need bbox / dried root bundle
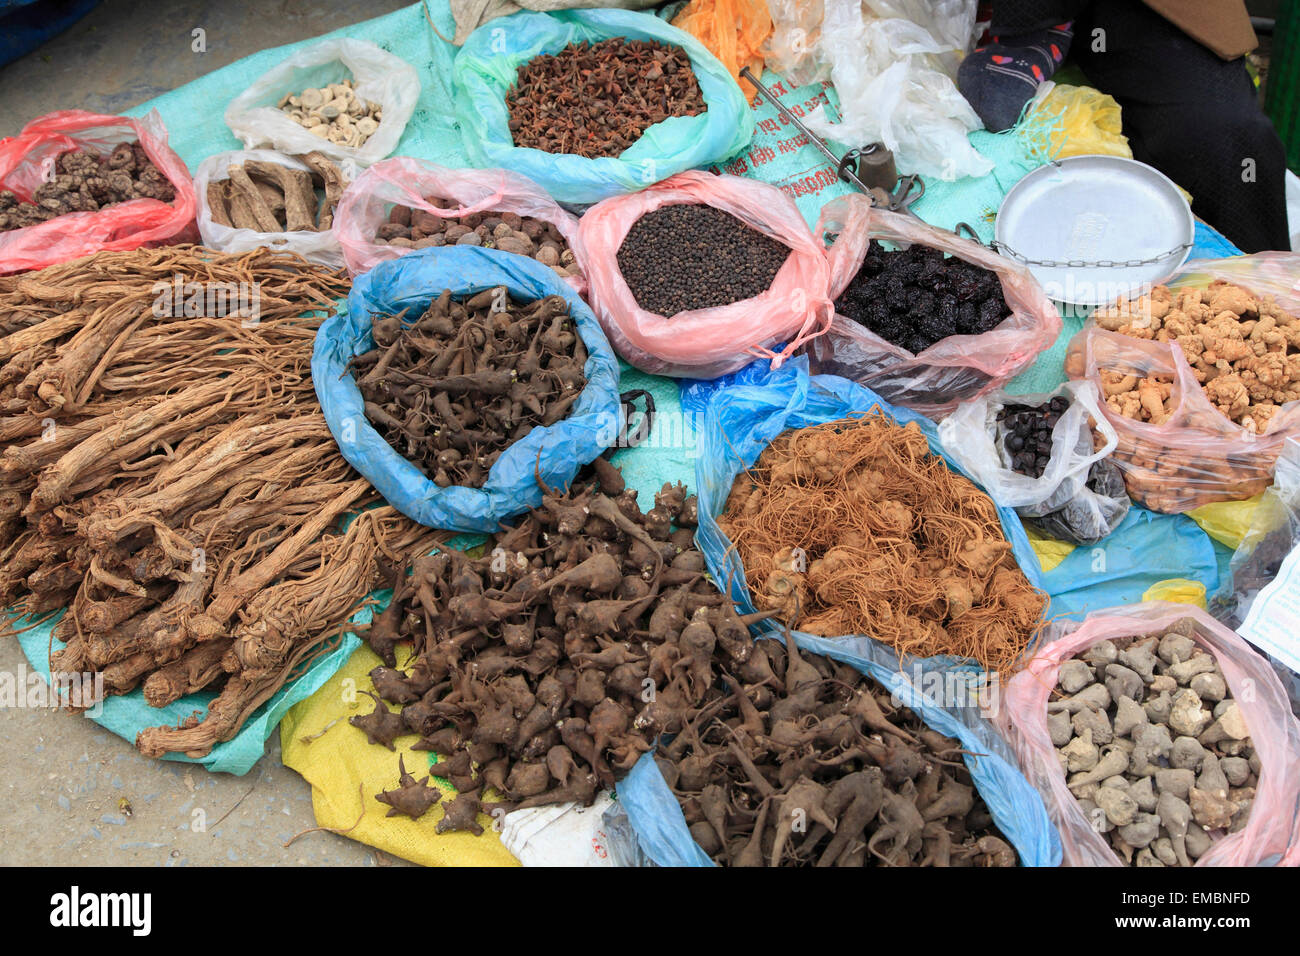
[349,287,587,488]
[719,413,1046,672]
[0,246,444,758]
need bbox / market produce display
[9,0,1300,875]
[616,203,791,316]
[0,143,174,232]
[999,396,1072,479]
[277,79,383,150]
[1047,618,1258,866]
[1065,264,1300,513]
[655,635,1017,866]
[372,199,579,278]
[348,287,587,489]
[507,39,707,158]
[205,151,346,233]
[352,466,773,827]
[719,413,1046,672]
[0,246,441,757]
[1091,281,1296,434]
[834,239,1010,356]
[808,198,1060,419]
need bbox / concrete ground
[0,0,410,137]
[0,0,412,866]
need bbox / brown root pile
[659,636,1016,867]
[719,413,1045,672]
[353,463,767,830]
[0,246,443,758]
[349,288,587,488]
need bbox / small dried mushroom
[373,199,580,280]
[277,78,382,149]
[1050,618,1258,865]
[0,143,175,232]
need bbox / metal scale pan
[994,155,1195,306]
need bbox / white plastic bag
[194,150,349,268]
[941,381,1130,544]
[224,38,419,168]
[802,0,990,181]
[499,792,621,867]
[940,381,1118,516]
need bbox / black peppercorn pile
[617,204,791,316]
[834,239,1010,354]
[998,395,1071,478]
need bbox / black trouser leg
[1071,0,1289,252]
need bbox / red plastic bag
[333,157,583,292]
[807,194,1061,419]
[575,170,833,379]
[1001,602,1300,867]
[0,110,197,274]
[1066,254,1300,513]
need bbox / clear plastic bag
[801,0,988,181]
[1065,253,1300,513]
[1000,602,1300,867]
[333,157,583,293]
[762,0,828,86]
[0,109,197,274]
[1220,443,1300,629]
[1033,458,1130,546]
[807,195,1062,418]
[939,381,1129,544]
[224,38,419,168]
[193,149,348,269]
[576,170,833,379]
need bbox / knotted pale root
[719,413,1046,673]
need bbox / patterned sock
[958,22,1074,132]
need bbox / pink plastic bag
[1066,254,1300,513]
[333,157,583,291]
[0,110,197,274]
[807,195,1061,419]
[1000,602,1300,867]
[575,170,833,379]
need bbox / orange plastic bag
[1065,253,1300,513]
[0,110,197,274]
[671,0,773,97]
[806,194,1062,419]
[576,170,833,379]
[1000,602,1300,867]
[333,156,583,293]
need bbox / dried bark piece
[244,160,316,232]
[299,152,347,230]
[206,180,233,228]
[225,165,281,232]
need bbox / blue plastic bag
[1036,506,1220,619]
[613,356,1062,865]
[618,627,1062,866]
[313,246,622,532]
[452,9,753,205]
[684,354,1045,630]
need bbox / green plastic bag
[453,8,752,205]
